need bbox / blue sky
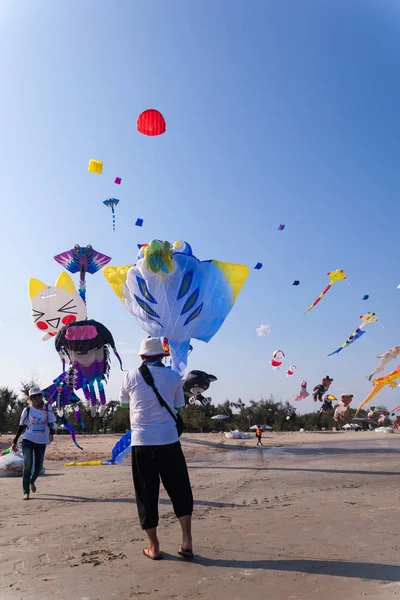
[1,0,400,413]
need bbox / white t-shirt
[20,404,56,445]
[120,363,185,446]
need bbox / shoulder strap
[139,364,178,425]
[26,406,30,420]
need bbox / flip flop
[178,547,194,560]
[143,548,163,561]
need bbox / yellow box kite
[88,158,103,174]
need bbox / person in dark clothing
[120,337,193,561]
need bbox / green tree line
[0,382,390,436]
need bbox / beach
[0,431,399,600]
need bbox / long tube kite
[103,198,120,231]
[328,312,378,356]
[304,269,346,314]
[355,365,400,415]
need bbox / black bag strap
[139,364,178,426]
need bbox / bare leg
[144,527,160,558]
[179,515,192,551]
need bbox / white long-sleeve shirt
[120,363,185,446]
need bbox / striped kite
[304,269,346,314]
[328,312,378,356]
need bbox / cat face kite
[29,273,87,341]
[183,370,217,406]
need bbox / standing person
[255,425,263,446]
[11,387,56,500]
[120,337,194,561]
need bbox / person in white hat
[120,337,193,561]
[12,387,56,500]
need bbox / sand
[0,430,399,600]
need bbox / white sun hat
[28,386,43,397]
[138,337,165,357]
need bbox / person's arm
[119,373,130,408]
[174,376,185,411]
[12,408,28,450]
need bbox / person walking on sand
[255,425,263,446]
[120,337,194,562]
[12,387,56,500]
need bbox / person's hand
[11,444,18,453]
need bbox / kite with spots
[29,273,87,341]
[304,269,346,314]
[328,312,378,356]
[103,239,249,374]
[54,245,111,304]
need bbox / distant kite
[304,269,346,314]
[362,295,369,300]
[293,380,309,401]
[356,365,400,415]
[54,245,111,304]
[277,224,285,231]
[365,346,400,381]
[270,349,285,370]
[286,365,296,377]
[254,262,263,270]
[135,218,144,227]
[137,109,166,136]
[328,312,378,356]
[103,198,120,231]
[256,324,271,336]
[292,280,300,286]
[88,158,103,174]
[114,177,122,185]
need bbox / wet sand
[0,431,400,599]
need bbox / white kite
[256,324,272,336]
[366,347,400,381]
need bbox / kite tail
[88,381,97,409]
[74,406,85,430]
[79,281,87,304]
[304,282,333,314]
[82,382,91,403]
[111,206,116,231]
[59,416,83,450]
[79,265,87,305]
[98,382,107,417]
[113,347,123,371]
[103,345,111,381]
[56,384,64,416]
